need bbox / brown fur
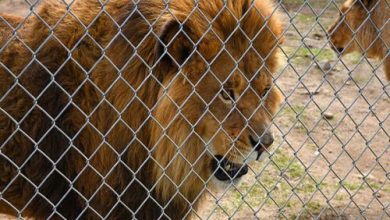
[0,13,23,47]
[328,0,390,80]
[0,0,283,219]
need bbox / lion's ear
[155,19,194,66]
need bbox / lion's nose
[336,47,344,53]
[329,44,344,55]
[249,132,274,152]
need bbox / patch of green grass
[215,189,252,216]
[282,46,336,65]
[306,142,318,151]
[284,200,295,208]
[366,180,381,190]
[296,47,335,61]
[272,149,305,179]
[297,182,316,194]
[335,193,348,201]
[278,104,309,133]
[333,179,384,193]
[222,149,307,212]
[259,171,279,189]
[212,148,356,219]
[296,13,314,23]
[344,52,362,65]
[343,181,361,191]
[288,201,322,219]
[296,180,330,194]
[281,47,309,66]
[306,201,322,213]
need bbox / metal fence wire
[0,0,389,219]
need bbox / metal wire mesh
[0,0,389,219]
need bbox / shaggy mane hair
[0,13,23,47]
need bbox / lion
[0,0,283,219]
[327,0,389,80]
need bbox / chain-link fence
[0,0,389,219]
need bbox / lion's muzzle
[212,155,249,181]
[250,132,274,160]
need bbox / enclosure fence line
[0,0,389,219]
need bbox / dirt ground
[0,0,389,219]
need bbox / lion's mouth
[211,155,248,181]
[330,45,344,55]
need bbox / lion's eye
[219,89,235,104]
[260,86,272,98]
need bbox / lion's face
[154,49,281,185]
[327,0,372,55]
[191,48,282,182]
[150,0,283,198]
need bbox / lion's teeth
[225,164,231,170]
